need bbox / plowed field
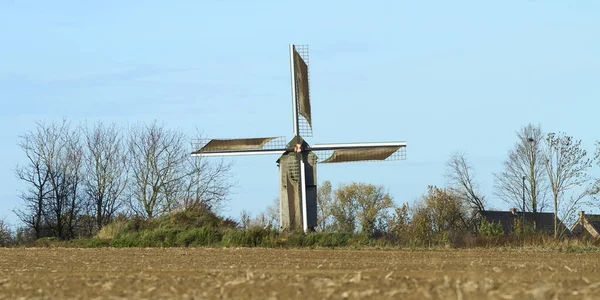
[1,248,600,299]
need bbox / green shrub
[58,238,110,248]
[110,233,141,247]
[33,237,61,247]
[137,228,180,247]
[348,233,372,247]
[479,218,504,237]
[84,238,110,247]
[96,221,127,240]
[123,216,149,232]
[285,232,306,247]
[221,226,278,247]
[168,208,222,229]
[175,226,222,247]
[322,232,351,247]
[221,228,251,247]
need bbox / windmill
[192,45,406,232]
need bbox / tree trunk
[554,194,558,239]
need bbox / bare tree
[63,129,84,239]
[127,121,190,219]
[177,155,233,212]
[544,133,594,238]
[14,126,51,238]
[0,218,13,246]
[316,180,333,231]
[15,120,85,239]
[43,121,84,239]
[41,120,71,238]
[494,124,549,229]
[84,122,128,231]
[596,141,600,164]
[592,142,600,198]
[264,197,279,227]
[445,152,485,212]
[15,120,85,240]
[239,210,251,229]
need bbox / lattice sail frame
[293,45,313,137]
[314,147,407,163]
[192,137,288,154]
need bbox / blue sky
[1,1,599,227]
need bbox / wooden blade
[315,145,406,163]
[293,48,311,129]
[191,137,288,156]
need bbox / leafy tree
[316,180,333,231]
[330,184,357,233]
[385,203,410,242]
[331,182,393,236]
[411,186,469,245]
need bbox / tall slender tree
[494,124,549,229]
[316,180,333,231]
[84,122,128,231]
[42,121,84,239]
[543,132,593,238]
[14,125,51,238]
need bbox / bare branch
[445,152,485,212]
[494,124,549,230]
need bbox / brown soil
[1,248,600,299]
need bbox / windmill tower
[192,45,406,232]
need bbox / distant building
[477,208,570,236]
[571,211,600,239]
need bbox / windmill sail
[312,142,407,163]
[319,147,401,163]
[192,137,288,156]
[201,137,276,151]
[192,44,407,233]
[293,48,311,129]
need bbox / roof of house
[479,210,570,235]
[571,213,600,238]
[585,214,600,230]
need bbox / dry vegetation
[2,247,600,299]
